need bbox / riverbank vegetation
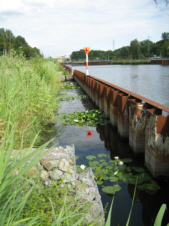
[71,32,169,61]
[0,53,61,148]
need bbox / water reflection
[96,123,169,226]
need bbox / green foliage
[102,185,121,195]
[60,110,109,127]
[154,204,167,226]
[0,55,61,148]
[0,28,41,58]
[70,32,169,60]
[85,156,160,195]
[130,39,140,59]
[0,123,53,225]
[86,155,96,160]
[19,180,90,225]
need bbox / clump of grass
[19,179,91,226]
[0,54,61,148]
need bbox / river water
[72,64,169,110]
[52,65,169,226]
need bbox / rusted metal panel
[129,99,146,154]
[98,83,105,111]
[103,86,111,117]
[87,74,169,113]
[109,89,119,126]
[94,81,99,106]
[145,110,169,177]
[117,93,129,113]
[117,94,130,138]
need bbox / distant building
[56,56,66,63]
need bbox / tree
[0,28,15,50]
[162,32,169,41]
[130,39,140,59]
[13,35,28,49]
[162,41,169,57]
[120,46,130,59]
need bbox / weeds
[0,54,61,148]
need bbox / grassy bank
[0,54,61,148]
[107,59,150,65]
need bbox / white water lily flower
[74,119,78,122]
[80,165,86,170]
[118,161,123,165]
[114,171,118,175]
[114,156,119,160]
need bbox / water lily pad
[97,154,107,158]
[146,183,160,191]
[86,155,96,160]
[99,159,106,162]
[103,175,109,181]
[90,161,99,166]
[96,180,103,185]
[102,185,121,195]
[137,183,160,191]
[109,176,119,182]
[100,162,108,167]
[75,156,79,160]
[132,167,146,173]
[106,166,113,170]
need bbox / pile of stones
[11,145,104,225]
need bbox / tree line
[70,32,169,61]
[0,28,42,58]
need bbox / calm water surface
[72,64,169,109]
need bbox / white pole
[86,53,89,75]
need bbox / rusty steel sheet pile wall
[62,65,72,74]
[73,70,169,177]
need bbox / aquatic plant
[83,155,160,195]
[60,110,109,127]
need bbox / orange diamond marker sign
[87,129,93,137]
[84,47,90,55]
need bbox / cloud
[0,0,168,57]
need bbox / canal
[72,64,169,111]
[52,64,169,225]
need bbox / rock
[85,202,104,225]
[65,75,73,81]
[44,179,51,187]
[49,169,63,180]
[40,170,50,180]
[63,173,75,183]
[69,158,74,165]
[80,178,94,187]
[40,159,52,170]
[58,158,70,172]
[28,165,39,178]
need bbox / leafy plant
[102,185,121,195]
[60,110,109,127]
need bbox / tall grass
[0,54,61,148]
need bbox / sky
[0,0,169,58]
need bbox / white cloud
[0,0,169,57]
